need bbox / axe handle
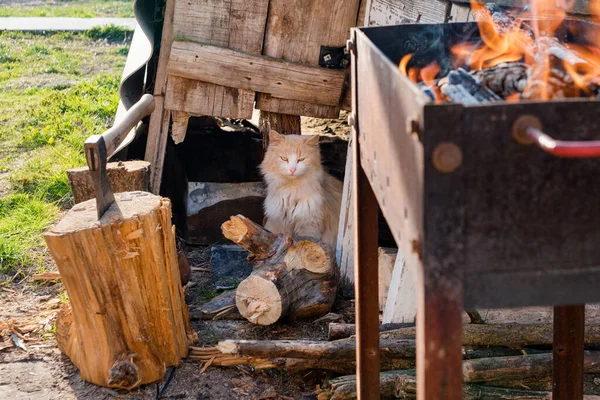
[84,94,155,219]
[102,94,156,158]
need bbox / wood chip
[1,287,16,294]
[199,355,216,375]
[191,267,212,272]
[11,334,27,351]
[32,272,61,281]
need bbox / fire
[398,0,600,102]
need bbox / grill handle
[512,115,600,158]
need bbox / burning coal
[399,0,600,104]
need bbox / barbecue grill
[349,20,600,399]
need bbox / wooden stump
[221,215,338,325]
[67,160,150,204]
[44,191,197,389]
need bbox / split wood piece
[187,353,413,375]
[167,41,346,107]
[67,160,150,204]
[44,192,197,389]
[328,322,415,341]
[380,323,600,348]
[221,215,338,325]
[190,290,244,321]
[321,370,600,400]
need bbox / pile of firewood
[189,322,600,399]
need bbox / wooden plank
[256,0,360,118]
[164,76,254,119]
[366,0,451,25]
[378,247,397,312]
[171,111,189,144]
[167,41,346,106]
[553,305,585,400]
[145,0,175,194]
[174,0,268,53]
[170,0,269,119]
[357,0,369,26]
[336,135,355,297]
[382,253,418,324]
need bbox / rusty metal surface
[351,28,380,399]
[355,23,600,310]
[553,305,585,399]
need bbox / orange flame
[398,0,600,102]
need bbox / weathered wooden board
[146,0,175,194]
[169,0,270,119]
[167,42,346,106]
[255,0,361,118]
[365,0,451,26]
[382,253,417,324]
[336,136,355,297]
[165,76,255,120]
[449,2,474,22]
[378,247,397,312]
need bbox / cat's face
[261,131,321,179]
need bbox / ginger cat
[259,131,343,248]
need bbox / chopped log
[66,160,150,204]
[328,322,414,341]
[381,323,600,348]
[213,338,416,360]
[320,370,590,400]
[189,339,415,374]
[188,353,413,375]
[320,351,600,399]
[44,192,197,389]
[222,215,338,325]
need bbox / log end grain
[236,275,283,325]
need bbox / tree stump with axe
[44,94,197,390]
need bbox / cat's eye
[298,158,305,162]
[281,156,288,162]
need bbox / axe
[84,94,155,219]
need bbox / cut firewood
[320,370,600,400]
[221,215,338,325]
[319,351,600,399]
[213,338,415,360]
[380,323,600,348]
[44,192,197,389]
[190,290,243,321]
[327,322,414,341]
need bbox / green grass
[0,30,129,274]
[0,0,134,18]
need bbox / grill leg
[417,274,463,399]
[553,304,585,400]
[353,129,380,399]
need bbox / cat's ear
[306,135,320,146]
[269,130,284,145]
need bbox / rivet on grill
[512,115,543,145]
[432,142,463,173]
